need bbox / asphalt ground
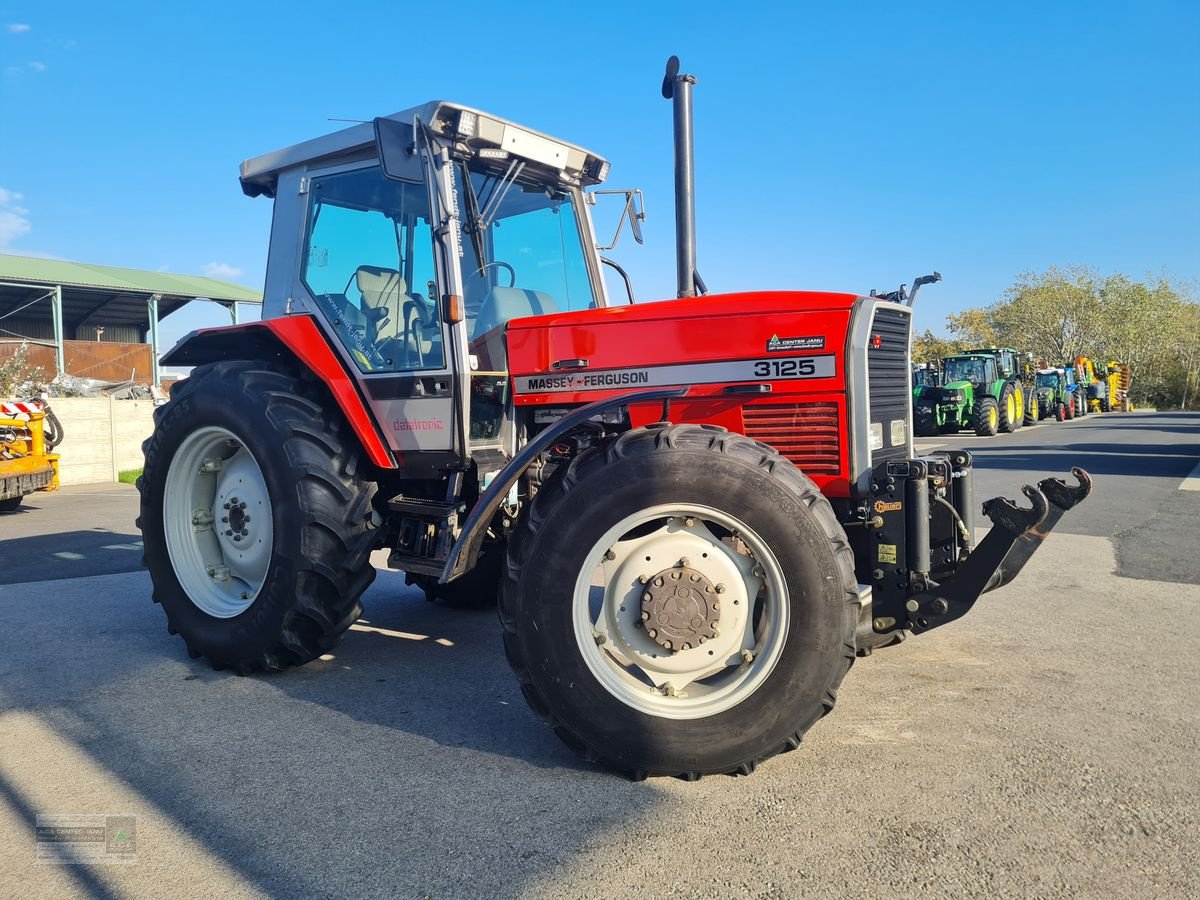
[1,411,1198,898]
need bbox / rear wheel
[974,396,999,436]
[998,384,1019,433]
[1023,389,1038,426]
[1055,401,1065,422]
[0,496,22,512]
[501,424,857,779]
[138,361,379,673]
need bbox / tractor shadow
[0,567,663,899]
[263,567,591,774]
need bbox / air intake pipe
[662,56,705,299]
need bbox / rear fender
[161,317,396,469]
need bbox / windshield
[1036,373,1059,388]
[454,164,598,343]
[942,358,989,384]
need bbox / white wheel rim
[572,503,790,720]
[163,426,274,618]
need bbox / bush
[0,342,46,399]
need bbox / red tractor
[139,58,1090,779]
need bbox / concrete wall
[49,397,155,485]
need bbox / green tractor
[964,347,1036,431]
[912,362,939,408]
[914,353,1006,437]
[1033,368,1070,421]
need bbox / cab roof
[239,101,608,199]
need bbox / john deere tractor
[914,353,1005,436]
[965,347,1036,430]
[1033,368,1070,421]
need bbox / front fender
[162,317,396,469]
[440,386,688,584]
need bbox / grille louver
[742,402,840,474]
[868,306,911,462]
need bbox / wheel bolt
[648,628,657,638]
[233,535,242,542]
[594,633,607,645]
[223,502,231,510]
[244,515,251,523]
[690,574,701,582]
[642,592,652,602]
[604,549,615,560]
[221,516,228,523]
[684,517,695,527]
[641,609,650,620]
[715,583,726,594]
[741,649,754,664]
[678,557,690,567]
[654,577,664,587]
[662,640,672,650]
[225,529,233,536]
[712,601,719,612]
[638,575,648,584]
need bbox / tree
[911,329,959,364]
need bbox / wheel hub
[640,564,721,651]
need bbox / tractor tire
[1055,402,1065,422]
[1075,393,1086,417]
[914,406,938,437]
[138,360,379,673]
[0,496,22,512]
[998,384,1019,433]
[500,423,857,779]
[1023,390,1038,426]
[1101,396,1112,413]
[1066,396,1075,419]
[974,397,999,437]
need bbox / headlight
[869,422,884,451]
[890,419,906,446]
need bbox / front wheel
[1023,390,1038,426]
[974,396,999,436]
[0,496,22,512]
[1055,402,1065,422]
[500,424,857,779]
[138,361,379,673]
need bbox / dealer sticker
[878,544,898,564]
[766,334,825,353]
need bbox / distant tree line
[911,266,1200,409]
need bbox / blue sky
[1,0,1197,349]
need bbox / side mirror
[374,117,419,181]
[588,189,646,251]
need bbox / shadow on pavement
[0,530,144,584]
[0,568,662,897]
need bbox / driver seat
[355,266,408,342]
[472,287,559,338]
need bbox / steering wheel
[477,261,516,288]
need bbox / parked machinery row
[913,351,1132,437]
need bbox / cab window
[301,166,445,373]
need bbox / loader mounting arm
[441,386,689,584]
[161,317,396,469]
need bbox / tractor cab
[942,354,997,386]
[235,101,621,460]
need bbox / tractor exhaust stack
[662,56,702,299]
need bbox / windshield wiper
[457,163,489,271]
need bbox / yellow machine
[1105,361,1133,412]
[0,402,60,511]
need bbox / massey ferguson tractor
[139,57,1091,779]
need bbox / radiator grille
[742,402,840,474]
[868,305,912,462]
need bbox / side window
[302,166,445,373]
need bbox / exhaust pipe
[662,56,703,299]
